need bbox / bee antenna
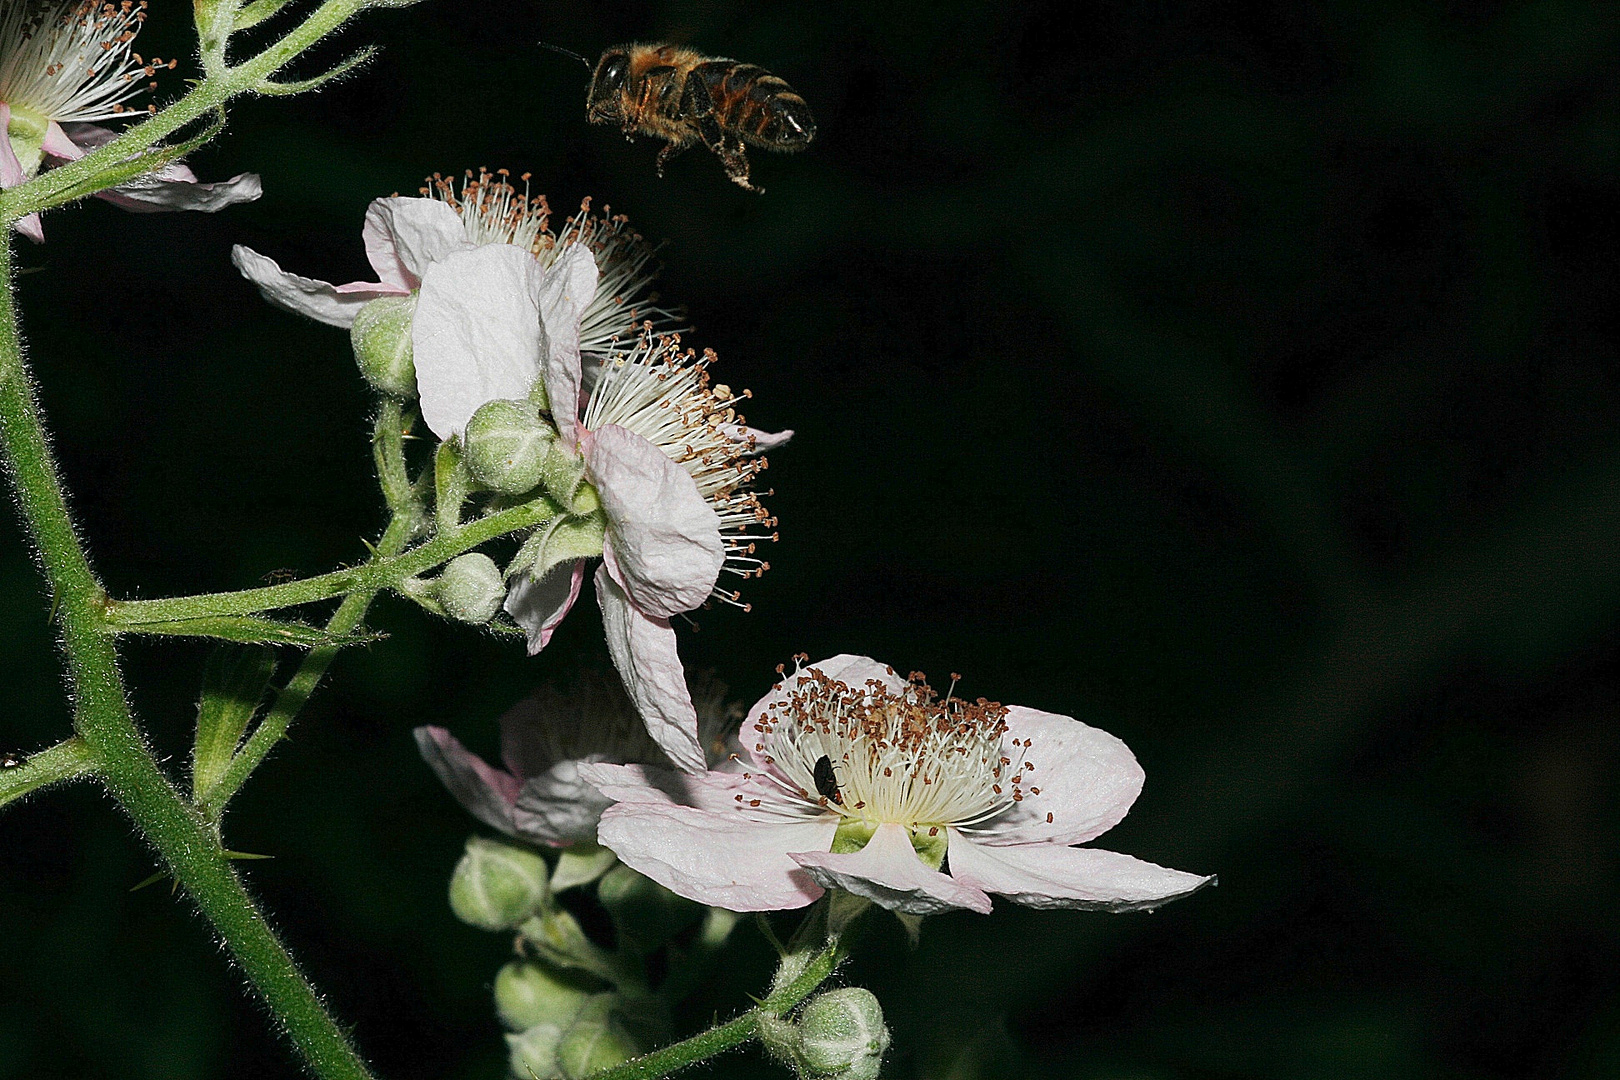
[538,41,592,69]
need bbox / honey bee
[577,43,815,193]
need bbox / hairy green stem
[0,737,95,809]
[1,239,374,1078]
[107,494,558,626]
[0,0,368,223]
[583,943,846,1080]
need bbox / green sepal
[5,105,48,177]
[551,842,618,891]
[112,614,380,647]
[507,513,607,583]
[191,646,277,803]
[596,863,699,952]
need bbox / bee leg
[655,140,691,178]
[720,139,760,193]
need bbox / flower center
[0,1,166,123]
[750,663,1032,831]
[423,170,676,355]
[584,331,778,608]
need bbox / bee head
[587,48,633,123]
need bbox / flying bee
[564,42,815,193]
[812,754,843,806]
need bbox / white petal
[413,244,547,439]
[596,800,833,911]
[511,761,613,846]
[589,424,724,618]
[741,656,907,769]
[362,196,471,289]
[722,424,794,453]
[503,559,583,655]
[538,243,598,445]
[969,706,1145,847]
[577,761,774,814]
[231,245,402,329]
[98,171,262,214]
[413,726,521,836]
[789,822,993,915]
[945,830,1213,912]
[595,565,705,773]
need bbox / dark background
[3,1,1618,1077]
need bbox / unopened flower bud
[350,295,417,398]
[795,989,890,1080]
[505,1022,566,1080]
[433,553,506,624]
[556,994,638,1079]
[494,960,594,1032]
[448,836,549,931]
[466,399,554,494]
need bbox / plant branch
[583,942,846,1080]
[0,737,96,810]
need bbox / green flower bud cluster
[760,988,891,1080]
[431,553,506,624]
[448,837,549,932]
[497,961,642,1079]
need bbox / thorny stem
[582,942,847,1080]
[0,237,376,1077]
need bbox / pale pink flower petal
[742,655,907,769]
[595,565,705,772]
[969,705,1145,847]
[362,196,471,290]
[790,822,993,915]
[414,726,522,837]
[0,105,21,188]
[51,123,263,215]
[589,424,724,619]
[41,121,81,159]
[231,245,406,328]
[577,762,761,814]
[504,559,584,655]
[512,761,612,846]
[413,244,547,439]
[538,243,597,446]
[945,830,1213,912]
[595,799,833,911]
[721,424,794,453]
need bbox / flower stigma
[584,329,780,608]
[423,167,678,353]
[746,661,1040,836]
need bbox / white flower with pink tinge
[1,2,261,242]
[579,655,1213,915]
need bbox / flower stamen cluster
[585,330,778,609]
[749,661,1032,830]
[0,1,167,122]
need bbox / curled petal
[413,244,546,439]
[413,726,521,836]
[232,245,405,328]
[722,425,794,453]
[945,830,1213,912]
[742,655,907,769]
[362,196,471,290]
[538,243,597,445]
[595,565,705,773]
[511,761,613,847]
[589,424,723,618]
[789,822,993,915]
[970,706,1145,847]
[595,799,833,911]
[99,170,262,213]
[504,559,584,656]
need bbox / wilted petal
[413,726,521,836]
[232,245,405,329]
[589,424,723,618]
[721,424,794,453]
[414,244,546,439]
[945,831,1213,912]
[511,761,613,846]
[742,655,907,769]
[596,799,833,911]
[363,196,470,289]
[969,706,1145,847]
[504,559,584,655]
[595,565,705,773]
[790,822,993,915]
[538,243,598,445]
[99,170,262,213]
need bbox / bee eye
[596,54,630,94]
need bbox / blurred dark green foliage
[2,1,1617,1077]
